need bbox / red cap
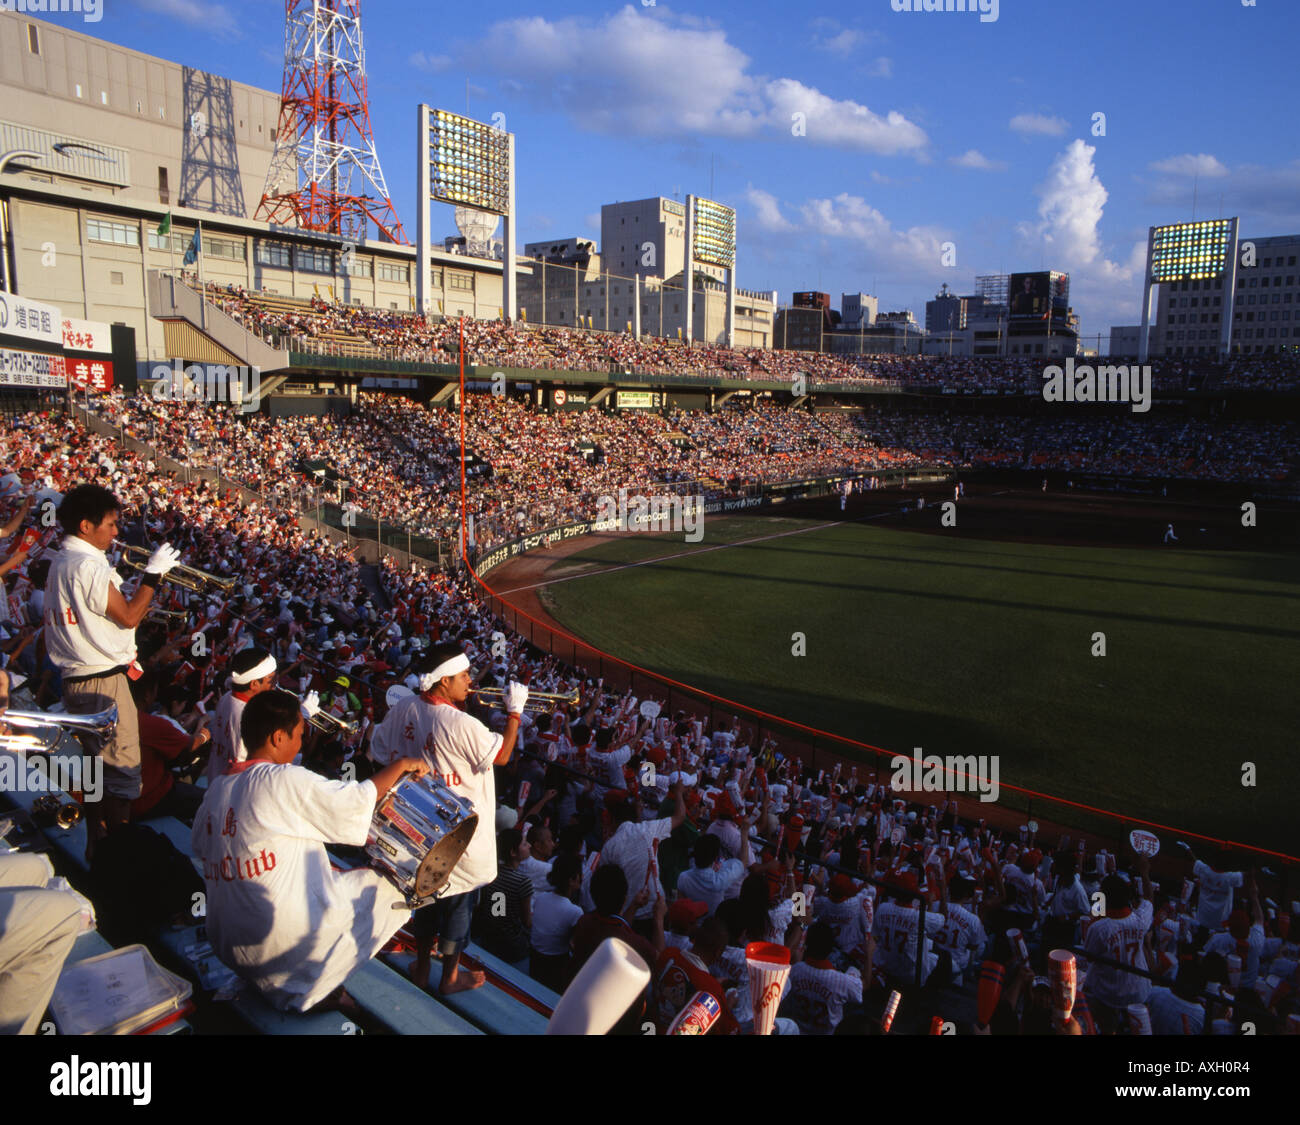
[667,899,709,928]
[713,793,737,819]
[829,874,857,902]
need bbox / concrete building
[840,292,878,331]
[773,306,824,352]
[600,197,694,283]
[1108,325,1141,357]
[518,199,775,346]
[1150,233,1300,358]
[518,266,773,348]
[0,11,507,367]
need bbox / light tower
[256,0,406,244]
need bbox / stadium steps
[147,271,290,373]
[325,847,552,1033]
[152,924,354,1036]
[379,949,549,1034]
[346,959,483,1035]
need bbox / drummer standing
[44,485,180,854]
[370,642,527,994]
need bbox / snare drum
[365,774,479,908]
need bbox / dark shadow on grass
[718,536,1300,600]
[565,558,1300,642]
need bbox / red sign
[67,358,113,392]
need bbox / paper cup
[1127,1003,1152,1036]
[1048,949,1076,1025]
[881,989,901,1033]
[546,937,652,1035]
[745,941,791,1036]
[1007,928,1029,965]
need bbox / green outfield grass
[536,516,1298,856]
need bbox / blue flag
[182,229,201,266]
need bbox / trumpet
[118,544,237,595]
[469,686,580,713]
[307,709,359,738]
[0,705,119,753]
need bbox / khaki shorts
[63,672,142,801]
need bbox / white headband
[231,654,277,685]
[418,652,470,692]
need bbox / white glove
[144,543,182,575]
[504,681,529,716]
[300,690,321,719]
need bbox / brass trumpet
[118,544,236,595]
[469,686,580,713]
[307,709,359,738]
[0,705,119,753]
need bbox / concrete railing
[146,271,291,373]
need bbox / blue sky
[49,1,1300,344]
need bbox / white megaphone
[545,938,651,1035]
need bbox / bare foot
[439,969,486,995]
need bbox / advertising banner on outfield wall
[0,290,61,347]
[61,318,113,354]
[67,357,113,392]
[0,348,66,388]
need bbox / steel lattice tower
[256,0,406,244]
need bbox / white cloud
[765,79,926,154]
[432,7,927,155]
[863,57,894,79]
[949,149,1006,172]
[1144,159,1300,231]
[817,28,866,54]
[798,193,948,273]
[1148,153,1229,178]
[135,0,238,37]
[1017,140,1147,336]
[746,188,795,233]
[409,51,452,74]
[1009,113,1069,137]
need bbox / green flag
[157,211,172,237]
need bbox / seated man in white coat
[192,688,428,1012]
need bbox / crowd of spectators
[2,402,1296,1035]
[198,281,1300,393]
[85,389,1300,559]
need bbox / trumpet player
[44,485,181,854]
[205,646,277,783]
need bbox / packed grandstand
[2,306,1298,1038]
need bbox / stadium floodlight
[683,196,738,347]
[1150,220,1233,283]
[416,105,516,321]
[1139,218,1239,362]
[691,197,737,269]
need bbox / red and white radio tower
[256,0,406,244]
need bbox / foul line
[492,520,845,596]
